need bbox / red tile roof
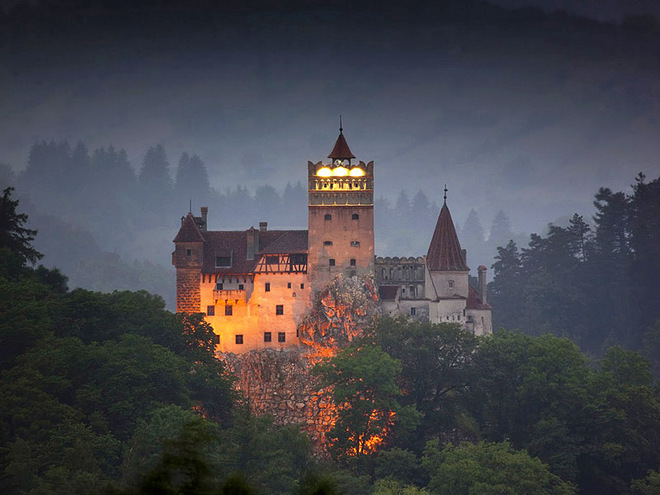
[467,284,491,310]
[378,285,399,300]
[173,213,205,242]
[200,229,308,274]
[426,203,469,271]
[328,131,355,160]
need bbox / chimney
[200,207,208,232]
[478,265,487,305]
[259,222,268,232]
[247,226,259,260]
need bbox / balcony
[213,289,247,302]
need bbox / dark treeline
[3,186,660,494]
[6,140,503,309]
[489,173,660,362]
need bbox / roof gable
[173,213,204,243]
[426,203,469,271]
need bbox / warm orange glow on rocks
[219,274,380,454]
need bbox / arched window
[352,213,359,220]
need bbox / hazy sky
[2,0,660,234]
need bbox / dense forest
[489,173,660,361]
[3,186,660,494]
[1,140,518,311]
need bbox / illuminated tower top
[308,126,373,207]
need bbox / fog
[2,0,660,308]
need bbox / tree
[0,186,42,266]
[422,440,576,495]
[367,318,478,446]
[314,344,420,461]
[174,152,211,208]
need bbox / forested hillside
[3,185,660,494]
[489,173,660,361]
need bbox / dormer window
[215,256,231,268]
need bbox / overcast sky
[2,0,660,235]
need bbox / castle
[172,129,492,353]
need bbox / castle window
[215,256,231,268]
[350,259,356,266]
[410,285,415,297]
[448,280,455,288]
[186,249,192,258]
[324,240,333,246]
[265,282,270,292]
[352,213,359,220]
[287,282,292,289]
[329,259,335,267]
[225,305,233,316]
[300,283,304,289]
[235,334,243,344]
[276,305,284,315]
[278,332,286,343]
[324,214,332,221]
[213,334,220,345]
[411,307,416,316]
[207,305,215,316]
[238,284,244,290]
[264,332,272,343]
[351,241,360,247]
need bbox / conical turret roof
[173,212,204,242]
[328,130,355,160]
[426,202,469,271]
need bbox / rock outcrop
[220,274,380,451]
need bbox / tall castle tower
[307,126,375,293]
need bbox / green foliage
[0,186,42,267]
[632,470,660,495]
[314,343,420,461]
[422,440,576,495]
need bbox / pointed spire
[443,184,447,205]
[426,200,469,271]
[328,118,356,161]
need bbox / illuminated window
[215,256,231,268]
[276,305,284,315]
[264,332,272,343]
[411,307,416,316]
[352,213,359,220]
[323,240,333,246]
[278,332,286,343]
[225,305,233,316]
[235,335,243,344]
[329,259,335,266]
[207,305,215,316]
[265,282,270,292]
[351,241,360,247]
[324,214,332,221]
[350,259,356,266]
